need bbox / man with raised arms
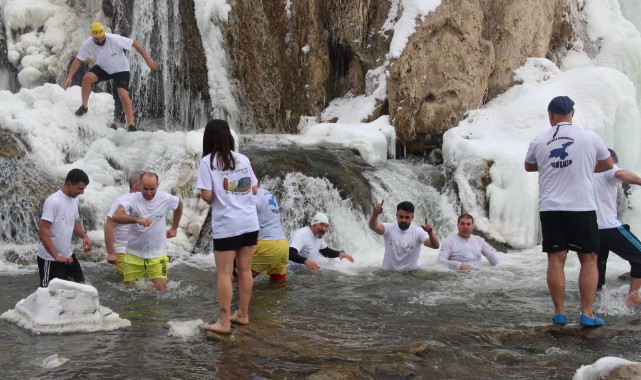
[524,96,613,327]
[368,200,440,272]
[104,171,142,275]
[112,172,182,291]
[438,214,500,270]
[288,212,354,270]
[593,149,641,307]
[37,169,92,287]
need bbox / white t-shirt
[255,188,286,241]
[196,152,259,239]
[107,193,132,253]
[593,165,623,229]
[381,223,429,271]
[524,122,610,211]
[119,192,179,259]
[37,190,79,261]
[438,234,500,270]
[289,226,327,261]
[76,33,133,74]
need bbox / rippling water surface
[1,252,640,379]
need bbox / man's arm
[480,239,500,266]
[594,156,614,173]
[63,58,84,90]
[289,247,320,270]
[615,169,641,185]
[132,40,158,70]
[368,200,385,235]
[421,219,439,248]
[38,220,73,264]
[319,247,354,262]
[73,220,92,252]
[112,205,151,226]
[104,217,118,264]
[524,162,538,172]
[167,199,183,238]
[437,240,468,270]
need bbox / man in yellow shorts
[112,172,182,291]
[251,183,288,281]
[104,171,142,275]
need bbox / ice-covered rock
[0,278,130,334]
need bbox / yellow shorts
[115,253,125,275]
[251,239,288,276]
[123,253,169,282]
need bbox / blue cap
[548,96,575,115]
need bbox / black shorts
[540,211,599,253]
[213,231,259,252]
[90,65,130,91]
[37,253,85,287]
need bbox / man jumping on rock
[63,21,158,132]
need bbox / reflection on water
[1,257,640,379]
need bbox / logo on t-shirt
[223,176,251,193]
[547,140,574,168]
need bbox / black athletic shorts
[37,253,85,287]
[90,65,130,91]
[540,210,599,253]
[213,231,259,252]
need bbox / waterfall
[111,0,213,131]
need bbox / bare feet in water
[200,321,231,334]
[230,311,249,325]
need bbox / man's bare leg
[547,251,568,315]
[627,277,641,307]
[81,72,98,107]
[117,87,134,126]
[152,278,167,292]
[577,252,599,317]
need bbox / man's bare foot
[200,321,231,334]
[626,296,641,308]
[230,311,249,325]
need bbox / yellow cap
[91,22,105,39]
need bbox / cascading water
[112,0,213,131]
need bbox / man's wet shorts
[115,252,125,275]
[123,253,169,282]
[252,239,288,278]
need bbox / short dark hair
[458,213,474,223]
[65,168,89,185]
[397,201,415,213]
[608,149,618,163]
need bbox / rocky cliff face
[223,0,573,153]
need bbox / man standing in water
[37,169,92,287]
[368,200,440,272]
[593,149,641,307]
[524,96,612,327]
[438,214,499,270]
[104,171,142,275]
[63,21,158,131]
[112,172,182,291]
[289,212,354,270]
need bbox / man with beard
[288,212,354,270]
[37,169,92,287]
[438,214,500,270]
[369,201,440,271]
[63,21,158,131]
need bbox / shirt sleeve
[75,40,91,61]
[418,229,430,245]
[114,34,134,51]
[437,237,461,270]
[480,239,500,266]
[168,194,180,210]
[196,157,213,191]
[524,141,537,164]
[40,197,57,223]
[594,134,610,161]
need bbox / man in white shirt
[251,184,289,281]
[112,172,182,291]
[524,96,613,327]
[438,214,499,270]
[37,169,92,287]
[104,171,142,275]
[593,149,641,307]
[289,212,354,270]
[368,200,440,272]
[63,21,158,131]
